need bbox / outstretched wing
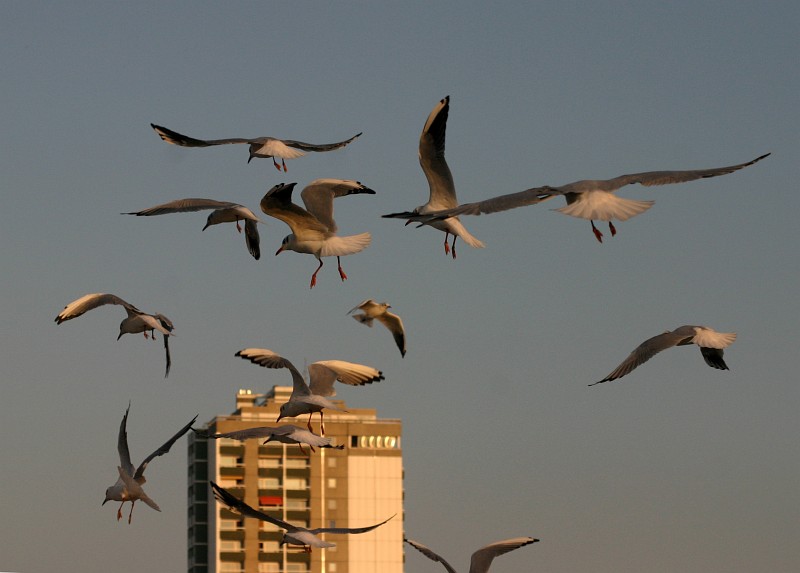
[312,514,394,535]
[377,311,407,358]
[300,179,376,233]
[55,293,140,324]
[133,414,197,482]
[122,198,238,216]
[281,132,362,152]
[468,537,539,573]
[236,348,310,397]
[259,182,329,238]
[308,360,384,396]
[210,481,292,529]
[599,153,770,191]
[590,330,690,386]
[151,124,259,147]
[244,218,261,260]
[405,538,458,573]
[419,96,457,209]
[117,404,136,477]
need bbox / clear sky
[1,2,798,572]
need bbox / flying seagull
[196,424,344,456]
[347,299,407,357]
[235,348,384,435]
[123,198,262,260]
[591,325,737,386]
[211,481,393,551]
[55,293,175,377]
[150,123,361,171]
[417,153,770,243]
[404,536,539,573]
[382,96,485,258]
[103,404,197,523]
[260,179,374,288]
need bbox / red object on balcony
[259,495,283,506]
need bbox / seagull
[416,153,770,243]
[382,96,484,259]
[404,536,539,573]
[196,424,344,456]
[260,179,374,288]
[150,123,361,171]
[590,325,737,386]
[103,404,197,523]
[235,348,384,435]
[55,293,175,377]
[348,299,407,357]
[123,198,261,260]
[211,481,394,552]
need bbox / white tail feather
[320,232,371,257]
[556,193,654,222]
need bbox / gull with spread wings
[591,325,737,386]
[103,404,197,523]
[123,198,262,260]
[260,179,374,288]
[405,536,539,573]
[382,96,484,258]
[196,424,344,456]
[235,348,384,435]
[348,299,407,357]
[55,293,175,377]
[417,153,769,243]
[211,481,394,552]
[151,123,361,171]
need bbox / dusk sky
[2,2,798,572]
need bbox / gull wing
[308,360,384,396]
[117,404,136,477]
[55,293,141,324]
[596,153,770,192]
[260,182,329,238]
[300,179,376,233]
[377,311,407,357]
[210,481,293,530]
[151,124,261,147]
[122,198,239,216]
[281,132,362,152]
[405,538,458,573]
[468,537,539,573]
[244,218,261,260]
[590,330,691,386]
[419,96,458,209]
[236,348,311,397]
[312,513,394,535]
[133,414,198,482]
[419,185,558,220]
[347,299,375,315]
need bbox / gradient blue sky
[2,2,798,572]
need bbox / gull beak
[116,332,124,341]
[202,222,210,231]
[404,220,413,226]
[276,413,283,422]
[275,245,285,256]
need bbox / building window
[284,477,307,490]
[220,456,240,467]
[327,478,337,489]
[220,519,240,531]
[327,457,337,468]
[258,563,280,573]
[328,564,337,572]
[286,564,309,573]
[260,541,280,553]
[219,540,242,552]
[258,477,280,489]
[258,458,280,468]
[285,458,308,469]
[219,562,243,573]
[286,498,308,510]
[327,499,337,510]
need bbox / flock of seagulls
[52,94,768,565]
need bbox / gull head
[275,235,293,256]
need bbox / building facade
[187,387,403,573]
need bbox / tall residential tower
[187,387,403,573]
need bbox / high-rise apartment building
[187,387,403,573]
